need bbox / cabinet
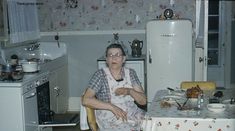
[0,0,8,42]
[0,87,38,131]
[0,0,40,46]
[49,64,68,113]
[97,55,146,90]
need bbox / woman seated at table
[82,44,146,131]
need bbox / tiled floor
[52,112,91,131]
[53,124,91,131]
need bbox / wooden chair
[85,107,98,131]
[180,81,216,91]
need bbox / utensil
[167,87,174,91]
[230,98,234,104]
[182,98,189,107]
[175,100,182,109]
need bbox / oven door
[24,88,38,131]
[37,82,79,128]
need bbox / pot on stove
[0,64,23,80]
[20,61,39,73]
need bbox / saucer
[207,103,226,113]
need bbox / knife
[175,100,182,109]
[167,87,175,91]
[182,98,189,107]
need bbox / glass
[107,53,123,58]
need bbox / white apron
[96,67,145,131]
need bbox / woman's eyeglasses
[107,53,123,58]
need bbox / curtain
[7,0,40,44]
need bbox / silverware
[174,100,182,109]
[230,98,234,104]
[167,87,174,91]
[182,98,189,107]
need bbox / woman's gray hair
[105,44,126,57]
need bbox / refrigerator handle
[148,49,152,63]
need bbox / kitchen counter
[40,55,67,72]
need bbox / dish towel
[80,103,89,130]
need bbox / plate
[169,90,186,96]
[161,95,184,104]
[222,99,235,109]
[207,103,226,113]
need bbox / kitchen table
[142,88,235,131]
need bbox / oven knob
[35,80,40,86]
[27,87,31,91]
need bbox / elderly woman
[82,44,146,131]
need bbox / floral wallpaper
[37,0,195,31]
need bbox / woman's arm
[82,88,128,121]
[115,86,147,105]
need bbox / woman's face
[106,48,126,69]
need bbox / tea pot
[129,39,143,57]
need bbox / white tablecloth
[143,89,235,131]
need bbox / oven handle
[25,92,36,99]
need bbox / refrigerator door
[146,20,193,102]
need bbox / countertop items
[207,103,226,113]
[142,88,235,131]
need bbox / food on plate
[160,101,172,108]
[186,85,203,98]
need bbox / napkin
[80,103,89,130]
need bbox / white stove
[0,71,49,93]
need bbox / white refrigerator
[146,20,194,103]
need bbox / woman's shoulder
[124,67,136,73]
[94,68,106,75]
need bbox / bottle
[197,93,204,109]
[197,94,201,109]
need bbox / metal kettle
[129,39,143,57]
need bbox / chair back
[85,106,98,131]
[180,81,216,91]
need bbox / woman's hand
[110,103,127,121]
[115,88,131,96]
[115,87,147,106]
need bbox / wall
[40,31,146,97]
[38,0,196,111]
[37,0,196,31]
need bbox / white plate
[222,99,235,109]
[207,103,226,113]
[169,90,185,96]
[161,95,184,104]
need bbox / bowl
[207,103,226,113]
